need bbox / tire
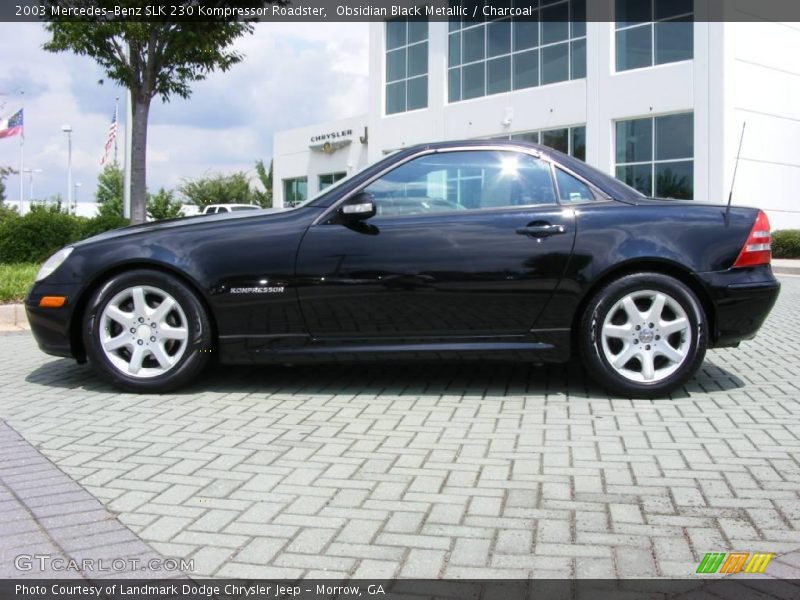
[579,272,707,398]
[82,269,212,393]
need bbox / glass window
[488,20,512,57]
[319,172,346,191]
[615,112,694,199]
[655,113,693,160]
[283,178,307,206]
[407,76,428,110]
[655,161,693,198]
[541,43,569,85]
[487,57,511,94]
[555,169,596,203]
[504,125,586,160]
[362,151,557,217]
[571,38,586,79]
[448,0,586,102]
[571,126,586,161]
[615,25,652,71]
[615,0,693,72]
[407,43,428,78]
[616,118,652,164]
[513,49,539,90]
[541,128,569,155]
[655,18,693,64]
[616,0,652,25]
[386,20,428,115]
[462,63,485,100]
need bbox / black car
[26,141,780,397]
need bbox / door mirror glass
[339,192,376,221]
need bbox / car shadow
[25,357,745,400]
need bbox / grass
[0,263,38,303]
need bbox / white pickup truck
[200,204,260,215]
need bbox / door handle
[516,224,567,237]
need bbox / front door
[295,149,577,339]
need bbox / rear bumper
[696,265,780,348]
[25,281,82,360]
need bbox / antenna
[725,122,746,223]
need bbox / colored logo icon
[696,552,773,574]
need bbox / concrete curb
[0,303,28,331]
[773,259,800,275]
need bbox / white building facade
[272,5,800,229]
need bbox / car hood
[74,207,294,247]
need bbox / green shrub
[0,209,132,264]
[772,230,800,259]
[82,214,130,239]
[0,210,83,263]
[0,203,18,226]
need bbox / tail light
[732,210,771,268]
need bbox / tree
[180,172,255,208]
[95,162,124,217]
[43,2,281,224]
[0,168,18,224]
[253,159,273,208]
[147,187,183,220]
[0,166,14,204]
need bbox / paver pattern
[0,421,179,579]
[1,278,799,579]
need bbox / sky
[0,22,369,205]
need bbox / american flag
[0,109,23,140]
[101,106,118,165]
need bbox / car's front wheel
[82,269,212,393]
[580,273,707,398]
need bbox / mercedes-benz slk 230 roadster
[26,141,780,397]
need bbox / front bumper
[25,281,83,360]
[697,265,781,348]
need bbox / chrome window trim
[312,145,610,226]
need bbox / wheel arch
[69,260,217,363]
[569,258,717,353]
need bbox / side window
[555,168,596,203]
[362,150,556,217]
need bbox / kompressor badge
[230,287,285,294]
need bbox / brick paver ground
[0,421,181,579]
[1,277,799,579]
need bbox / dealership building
[272,6,800,228]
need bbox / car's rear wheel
[82,269,211,393]
[579,273,707,398]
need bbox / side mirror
[339,192,376,221]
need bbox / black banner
[3,0,800,23]
[2,579,800,600]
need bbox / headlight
[35,247,74,282]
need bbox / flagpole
[123,89,132,219]
[113,96,119,164]
[18,90,24,214]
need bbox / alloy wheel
[99,285,189,378]
[600,289,691,383]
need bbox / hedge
[0,209,129,264]
[772,230,800,259]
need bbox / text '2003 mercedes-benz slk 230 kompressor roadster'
[26,141,780,398]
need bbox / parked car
[25,141,780,397]
[200,204,260,214]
